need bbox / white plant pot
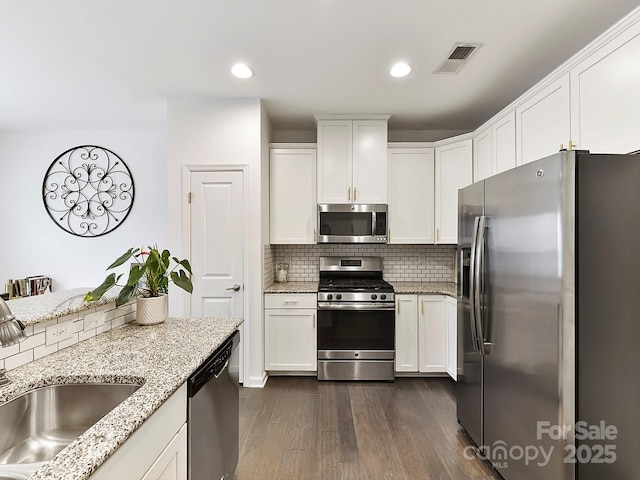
[136,294,168,326]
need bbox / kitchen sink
[0,382,141,475]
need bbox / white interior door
[189,170,244,318]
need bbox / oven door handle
[317,302,396,311]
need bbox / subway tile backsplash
[0,301,136,372]
[270,244,456,283]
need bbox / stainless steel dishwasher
[188,330,240,480]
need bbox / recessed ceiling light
[231,63,253,79]
[390,62,411,78]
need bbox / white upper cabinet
[317,120,352,203]
[570,19,640,154]
[435,139,472,244]
[316,116,389,204]
[387,146,435,243]
[493,111,517,174]
[474,111,517,183]
[516,74,571,165]
[270,147,317,244]
[473,127,492,182]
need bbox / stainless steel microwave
[317,204,388,243]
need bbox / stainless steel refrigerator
[456,150,640,480]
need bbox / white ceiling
[1,0,639,133]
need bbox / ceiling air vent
[434,43,482,74]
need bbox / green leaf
[126,264,146,286]
[171,270,193,293]
[173,257,192,274]
[84,273,118,301]
[116,284,138,307]
[107,248,139,270]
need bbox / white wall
[167,97,267,387]
[0,130,167,291]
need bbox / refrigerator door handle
[475,215,487,355]
[469,216,481,351]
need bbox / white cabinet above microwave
[316,115,389,204]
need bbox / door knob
[226,284,241,292]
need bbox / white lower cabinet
[445,296,457,381]
[141,425,187,480]
[91,384,187,480]
[418,295,447,373]
[394,295,419,372]
[395,294,456,379]
[264,294,317,372]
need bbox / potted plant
[84,245,193,325]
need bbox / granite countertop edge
[6,288,121,327]
[390,281,457,296]
[0,316,243,480]
[263,281,318,293]
[263,281,457,296]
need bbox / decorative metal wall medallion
[42,145,135,237]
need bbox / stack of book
[6,276,52,298]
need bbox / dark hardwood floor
[235,377,501,480]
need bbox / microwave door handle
[469,216,480,351]
[474,215,487,355]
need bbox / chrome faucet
[0,297,27,385]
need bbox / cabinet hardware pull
[354,187,356,201]
[313,228,316,241]
[421,300,424,315]
[397,300,400,314]
[568,140,576,150]
[313,313,316,328]
[284,301,298,305]
[436,228,440,242]
[348,187,351,201]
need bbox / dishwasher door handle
[213,360,230,379]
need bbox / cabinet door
[493,111,516,174]
[388,147,435,243]
[445,296,457,381]
[435,140,472,244]
[317,120,352,203]
[265,308,317,371]
[418,295,447,373]
[395,295,418,372]
[473,127,492,182]
[570,22,640,154]
[516,74,570,165]
[352,120,388,203]
[91,385,187,480]
[270,148,317,244]
[141,424,187,480]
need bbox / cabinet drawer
[264,294,316,309]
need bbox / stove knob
[336,294,342,300]
[371,294,377,300]
[381,294,387,300]
[327,294,333,300]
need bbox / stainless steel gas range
[316,256,395,381]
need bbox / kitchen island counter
[0,316,243,480]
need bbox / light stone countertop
[6,288,120,327]
[264,281,319,293]
[389,281,457,297]
[0,316,243,480]
[264,281,457,297]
